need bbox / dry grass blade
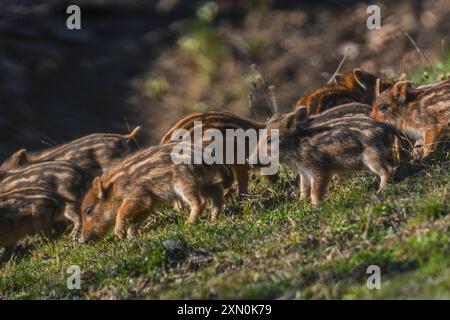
[328,47,350,85]
[248,65,279,119]
[404,32,433,70]
[268,85,279,113]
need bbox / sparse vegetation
[0,59,448,300]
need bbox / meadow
[0,58,449,300]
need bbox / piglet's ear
[295,107,309,131]
[281,112,297,130]
[11,149,28,166]
[295,106,308,123]
[392,81,412,104]
[93,176,106,200]
[353,68,368,90]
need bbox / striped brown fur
[160,111,265,143]
[295,69,394,115]
[160,111,277,196]
[371,79,450,159]
[0,187,72,255]
[80,143,234,242]
[300,102,372,126]
[256,108,397,205]
[0,126,141,176]
[306,102,403,162]
[0,160,92,239]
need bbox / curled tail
[125,126,142,140]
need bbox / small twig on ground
[248,64,279,118]
[404,32,433,70]
[327,47,350,85]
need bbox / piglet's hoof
[224,188,237,199]
[114,226,127,239]
[412,145,423,160]
[126,226,138,240]
[70,229,81,241]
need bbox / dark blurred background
[0,0,449,160]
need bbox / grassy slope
[0,58,449,300]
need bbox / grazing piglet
[0,126,141,175]
[371,80,449,159]
[256,107,397,205]
[306,102,404,162]
[160,111,277,196]
[80,143,233,242]
[0,161,92,238]
[0,187,72,259]
[294,69,395,114]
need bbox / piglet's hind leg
[202,183,225,222]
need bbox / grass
[0,59,449,300]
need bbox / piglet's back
[160,111,264,144]
[307,103,372,126]
[0,127,141,174]
[101,144,170,185]
[417,80,450,122]
[0,160,92,201]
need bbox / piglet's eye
[266,136,272,145]
[378,103,389,112]
[85,205,94,216]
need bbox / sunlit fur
[295,69,395,115]
[257,107,397,205]
[80,143,234,242]
[0,127,141,176]
[160,111,278,196]
[371,80,449,159]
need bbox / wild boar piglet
[371,79,449,159]
[160,111,277,196]
[0,187,72,258]
[256,107,397,205]
[80,143,233,242]
[0,126,141,175]
[0,160,92,239]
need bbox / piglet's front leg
[299,173,311,201]
[310,174,331,206]
[420,124,444,159]
[411,139,424,160]
[114,199,147,239]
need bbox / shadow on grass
[0,221,69,264]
